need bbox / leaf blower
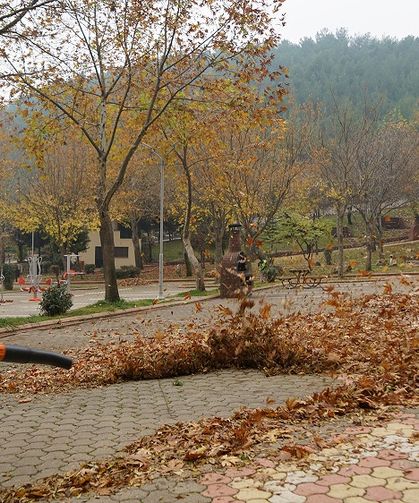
[0,344,72,369]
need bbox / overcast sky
[280,0,419,42]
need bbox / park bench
[281,268,323,289]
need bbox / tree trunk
[365,222,374,271]
[184,250,192,277]
[130,217,142,270]
[99,210,120,302]
[376,217,384,259]
[183,235,205,291]
[181,152,205,291]
[347,206,353,226]
[214,223,225,266]
[181,148,205,292]
[366,245,372,271]
[336,205,345,277]
[0,231,5,264]
[60,245,67,271]
[145,233,153,263]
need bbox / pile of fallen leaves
[1,289,418,501]
[1,290,417,400]
[117,277,153,287]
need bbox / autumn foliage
[1,290,417,401]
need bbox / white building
[79,223,140,269]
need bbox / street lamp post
[141,143,165,299]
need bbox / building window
[114,247,129,258]
[119,226,132,239]
[95,246,103,268]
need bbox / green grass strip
[0,299,155,330]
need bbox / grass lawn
[264,209,414,255]
[152,210,415,261]
[272,241,419,276]
[151,239,184,262]
[175,288,218,298]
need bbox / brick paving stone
[390,459,416,470]
[403,488,419,503]
[211,497,239,503]
[339,466,372,476]
[286,470,318,484]
[236,487,272,500]
[350,474,385,488]
[405,467,419,481]
[255,458,276,468]
[305,495,342,503]
[377,450,408,461]
[370,467,404,479]
[269,491,306,503]
[345,427,373,435]
[359,457,391,468]
[140,489,182,503]
[317,474,351,485]
[170,494,209,503]
[172,480,205,494]
[225,467,257,478]
[202,483,238,498]
[327,483,365,498]
[364,485,402,500]
[231,479,259,489]
[384,476,417,491]
[294,482,329,496]
[200,473,232,485]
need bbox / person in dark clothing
[237,251,247,272]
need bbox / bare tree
[218,106,311,259]
[318,102,372,277]
[1,0,284,301]
[0,1,54,36]
[350,120,418,269]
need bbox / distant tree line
[274,30,419,119]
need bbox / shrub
[258,259,278,282]
[84,264,96,274]
[2,264,17,290]
[116,266,140,279]
[40,284,73,316]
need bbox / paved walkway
[0,281,194,318]
[1,279,415,352]
[65,409,416,503]
[0,279,417,501]
[0,371,333,488]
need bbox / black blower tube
[0,344,73,369]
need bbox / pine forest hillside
[274,30,419,118]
